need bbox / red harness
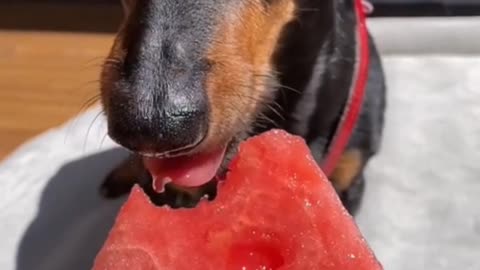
[321,0,371,176]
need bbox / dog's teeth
[152,176,172,193]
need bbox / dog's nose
[107,93,209,155]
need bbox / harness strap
[321,0,371,176]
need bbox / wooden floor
[0,30,115,159]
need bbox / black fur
[107,0,220,155]
[254,0,386,213]
[102,0,386,215]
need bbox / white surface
[358,56,480,270]
[1,23,480,270]
[368,17,480,55]
[0,110,127,270]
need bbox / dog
[99,0,386,215]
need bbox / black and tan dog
[99,0,386,215]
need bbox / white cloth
[358,56,480,270]
[1,18,480,270]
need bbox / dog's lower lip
[144,146,227,190]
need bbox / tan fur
[203,0,296,151]
[100,0,297,199]
[330,149,364,192]
[102,0,296,151]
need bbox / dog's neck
[260,0,358,156]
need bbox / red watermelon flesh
[93,129,382,270]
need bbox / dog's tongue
[143,148,226,192]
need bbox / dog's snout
[104,15,213,156]
[107,90,209,156]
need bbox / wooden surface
[0,30,115,160]
[0,3,121,33]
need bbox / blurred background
[0,1,480,270]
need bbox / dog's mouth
[143,146,227,192]
[137,134,246,208]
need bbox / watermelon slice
[93,129,382,270]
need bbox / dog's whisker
[104,57,123,65]
[268,100,284,112]
[80,55,123,71]
[99,132,110,150]
[101,57,124,72]
[225,91,266,104]
[78,57,109,71]
[102,62,121,70]
[257,112,280,128]
[275,84,302,95]
[251,72,302,97]
[83,111,104,153]
[227,85,286,124]
[265,104,285,121]
[83,94,102,108]
[79,63,106,71]
[83,56,108,66]
[64,93,102,145]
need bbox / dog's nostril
[108,99,209,156]
[168,108,205,118]
[164,109,207,133]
